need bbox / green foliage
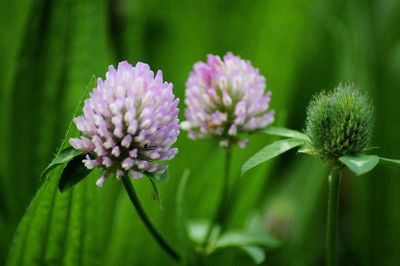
[241,139,304,175]
[215,231,280,249]
[144,170,169,183]
[305,83,374,162]
[214,231,279,264]
[262,127,310,141]
[6,167,118,266]
[41,148,83,181]
[240,246,266,265]
[58,154,92,192]
[1,0,400,265]
[339,155,380,176]
[145,174,163,206]
[42,75,96,191]
[339,154,400,176]
[379,157,400,168]
[187,220,279,264]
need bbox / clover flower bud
[69,61,180,186]
[305,83,374,163]
[182,52,274,148]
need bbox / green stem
[326,167,342,266]
[203,147,232,248]
[121,176,180,262]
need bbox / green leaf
[263,126,309,141]
[39,75,96,184]
[240,246,266,265]
[37,75,95,188]
[41,147,83,181]
[175,170,192,262]
[5,2,115,264]
[145,175,162,207]
[144,170,169,182]
[142,170,170,207]
[297,144,318,156]
[241,139,304,175]
[6,166,116,266]
[57,75,96,150]
[6,70,110,266]
[58,154,92,192]
[176,170,190,224]
[339,154,380,176]
[212,231,278,264]
[187,220,221,245]
[215,231,280,249]
[379,157,400,168]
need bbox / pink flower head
[70,61,180,186]
[182,52,274,148]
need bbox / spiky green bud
[305,83,374,164]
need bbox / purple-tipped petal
[70,61,180,186]
[238,139,249,148]
[182,52,274,147]
[130,170,143,179]
[96,171,110,187]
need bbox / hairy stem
[122,176,180,262]
[326,167,342,266]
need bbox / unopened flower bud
[305,83,374,163]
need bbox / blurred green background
[1,0,400,265]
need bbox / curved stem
[326,167,342,266]
[203,147,232,248]
[121,176,180,262]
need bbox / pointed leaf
[145,175,162,207]
[297,143,318,156]
[40,76,96,183]
[241,139,303,175]
[263,126,309,141]
[339,154,379,176]
[187,220,221,245]
[213,231,278,264]
[144,170,169,183]
[5,3,115,262]
[41,147,83,180]
[175,170,192,261]
[142,170,170,207]
[240,246,266,265]
[7,167,116,266]
[7,75,101,265]
[58,154,92,192]
[176,170,190,223]
[379,157,400,168]
[56,75,96,151]
[215,231,280,249]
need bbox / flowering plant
[242,83,400,266]
[182,53,278,262]
[42,61,181,261]
[182,52,274,148]
[69,61,179,186]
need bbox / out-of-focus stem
[203,146,232,249]
[326,167,342,266]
